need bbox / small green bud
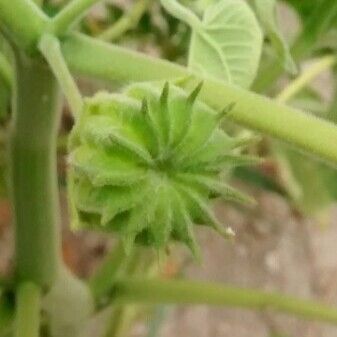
[68,83,256,257]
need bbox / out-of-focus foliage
[253,0,297,74]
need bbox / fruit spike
[68,82,258,258]
[217,102,236,122]
[187,81,204,106]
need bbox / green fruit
[68,82,256,257]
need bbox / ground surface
[2,190,337,337]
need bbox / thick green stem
[9,52,62,288]
[15,283,41,337]
[50,0,104,36]
[62,34,337,166]
[112,278,337,325]
[0,0,47,51]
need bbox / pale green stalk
[61,34,337,166]
[39,34,83,117]
[15,283,41,337]
[50,0,104,35]
[4,0,337,166]
[111,278,337,325]
[99,0,152,41]
[277,55,336,103]
[160,0,200,29]
[105,306,138,337]
[271,57,337,205]
[10,51,62,287]
[89,242,132,303]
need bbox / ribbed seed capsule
[68,82,257,256]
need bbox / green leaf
[188,0,263,88]
[253,0,297,74]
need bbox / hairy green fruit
[68,82,256,257]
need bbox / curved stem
[99,0,152,42]
[50,0,104,36]
[160,0,201,30]
[89,242,132,303]
[15,282,41,337]
[111,278,337,325]
[277,55,336,103]
[10,52,62,287]
[62,33,337,166]
[39,34,83,118]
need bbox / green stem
[10,52,62,288]
[111,278,337,325]
[89,242,132,303]
[105,306,138,337]
[39,34,83,117]
[15,282,41,337]
[62,33,337,165]
[0,0,47,51]
[102,249,157,337]
[50,0,104,35]
[99,0,152,42]
[62,33,188,81]
[277,55,336,103]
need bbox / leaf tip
[187,81,203,105]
